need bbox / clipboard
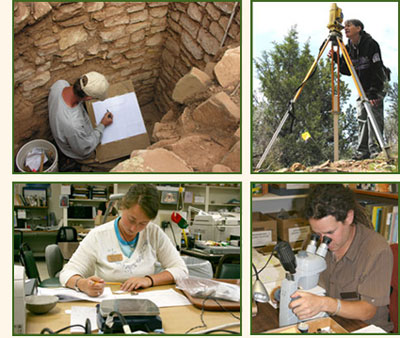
[85,80,150,163]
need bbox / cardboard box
[94,214,117,226]
[267,317,348,333]
[86,80,150,163]
[269,184,309,196]
[252,212,277,247]
[269,211,310,245]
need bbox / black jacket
[338,31,386,99]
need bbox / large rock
[214,46,240,88]
[220,140,240,172]
[192,91,239,130]
[110,148,193,172]
[172,67,211,104]
[212,164,233,172]
[58,26,88,50]
[165,135,228,172]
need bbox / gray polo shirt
[48,80,105,160]
[319,223,394,332]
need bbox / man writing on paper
[48,71,114,166]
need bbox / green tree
[253,27,357,170]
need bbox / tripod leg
[336,37,390,160]
[254,37,331,171]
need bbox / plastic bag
[176,277,240,302]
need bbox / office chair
[19,242,61,288]
[14,230,23,263]
[215,254,241,279]
[57,226,80,260]
[45,244,64,279]
[389,243,398,333]
[56,226,78,243]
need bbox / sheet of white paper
[92,92,146,145]
[352,325,387,333]
[115,289,191,308]
[38,287,113,302]
[70,306,98,333]
[38,287,190,308]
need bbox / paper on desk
[38,287,191,308]
[38,287,114,302]
[115,289,191,308]
[252,248,286,284]
[352,325,387,333]
[92,92,146,145]
[69,306,98,333]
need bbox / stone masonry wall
[155,2,240,113]
[13,2,240,154]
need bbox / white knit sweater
[59,220,188,286]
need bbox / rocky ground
[274,152,398,173]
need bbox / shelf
[68,218,95,222]
[69,199,107,203]
[354,190,398,200]
[252,193,308,201]
[14,205,48,209]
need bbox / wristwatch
[74,277,82,292]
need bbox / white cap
[80,71,109,101]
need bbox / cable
[108,311,131,334]
[191,322,241,334]
[185,296,210,333]
[40,324,87,334]
[205,329,240,334]
[252,248,274,277]
[185,296,240,334]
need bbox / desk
[252,301,366,333]
[26,284,240,334]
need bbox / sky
[252,2,399,107]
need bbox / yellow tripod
[255,3,390,171]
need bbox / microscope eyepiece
[310,233,320,241]
[322,236,332,244]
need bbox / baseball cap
[80,71,109,101]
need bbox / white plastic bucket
[16,139,59,172]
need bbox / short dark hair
[304,184,372,228]
[72,76,88,99]
[121,184,160,219]
[345,19,364,31]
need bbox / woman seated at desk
[59,184,188,297]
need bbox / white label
[252,230,273,247]
[286,184,309,189]
[288,226,310,242]
[17,209,27,219]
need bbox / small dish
[25,295,59,314]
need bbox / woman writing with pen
[59,184,188,297]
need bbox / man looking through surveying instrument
[329,19,388,160]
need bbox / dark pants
[356,96,384,155]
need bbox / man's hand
[120,277,152,291]
[369,99,380,106]
[101,111,113,126]
[80,276,105,297]
[289,291,325,320]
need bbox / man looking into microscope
[289,184,393,332]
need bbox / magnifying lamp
[252,263,270,303]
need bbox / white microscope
[276,234,331,327]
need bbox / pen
[93,281,122,286]
[106,109,112,118]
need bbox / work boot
[369,151,380,159]
[352,152,370,161]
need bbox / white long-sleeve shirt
[59,220,188,286]
[48,80,104,160]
